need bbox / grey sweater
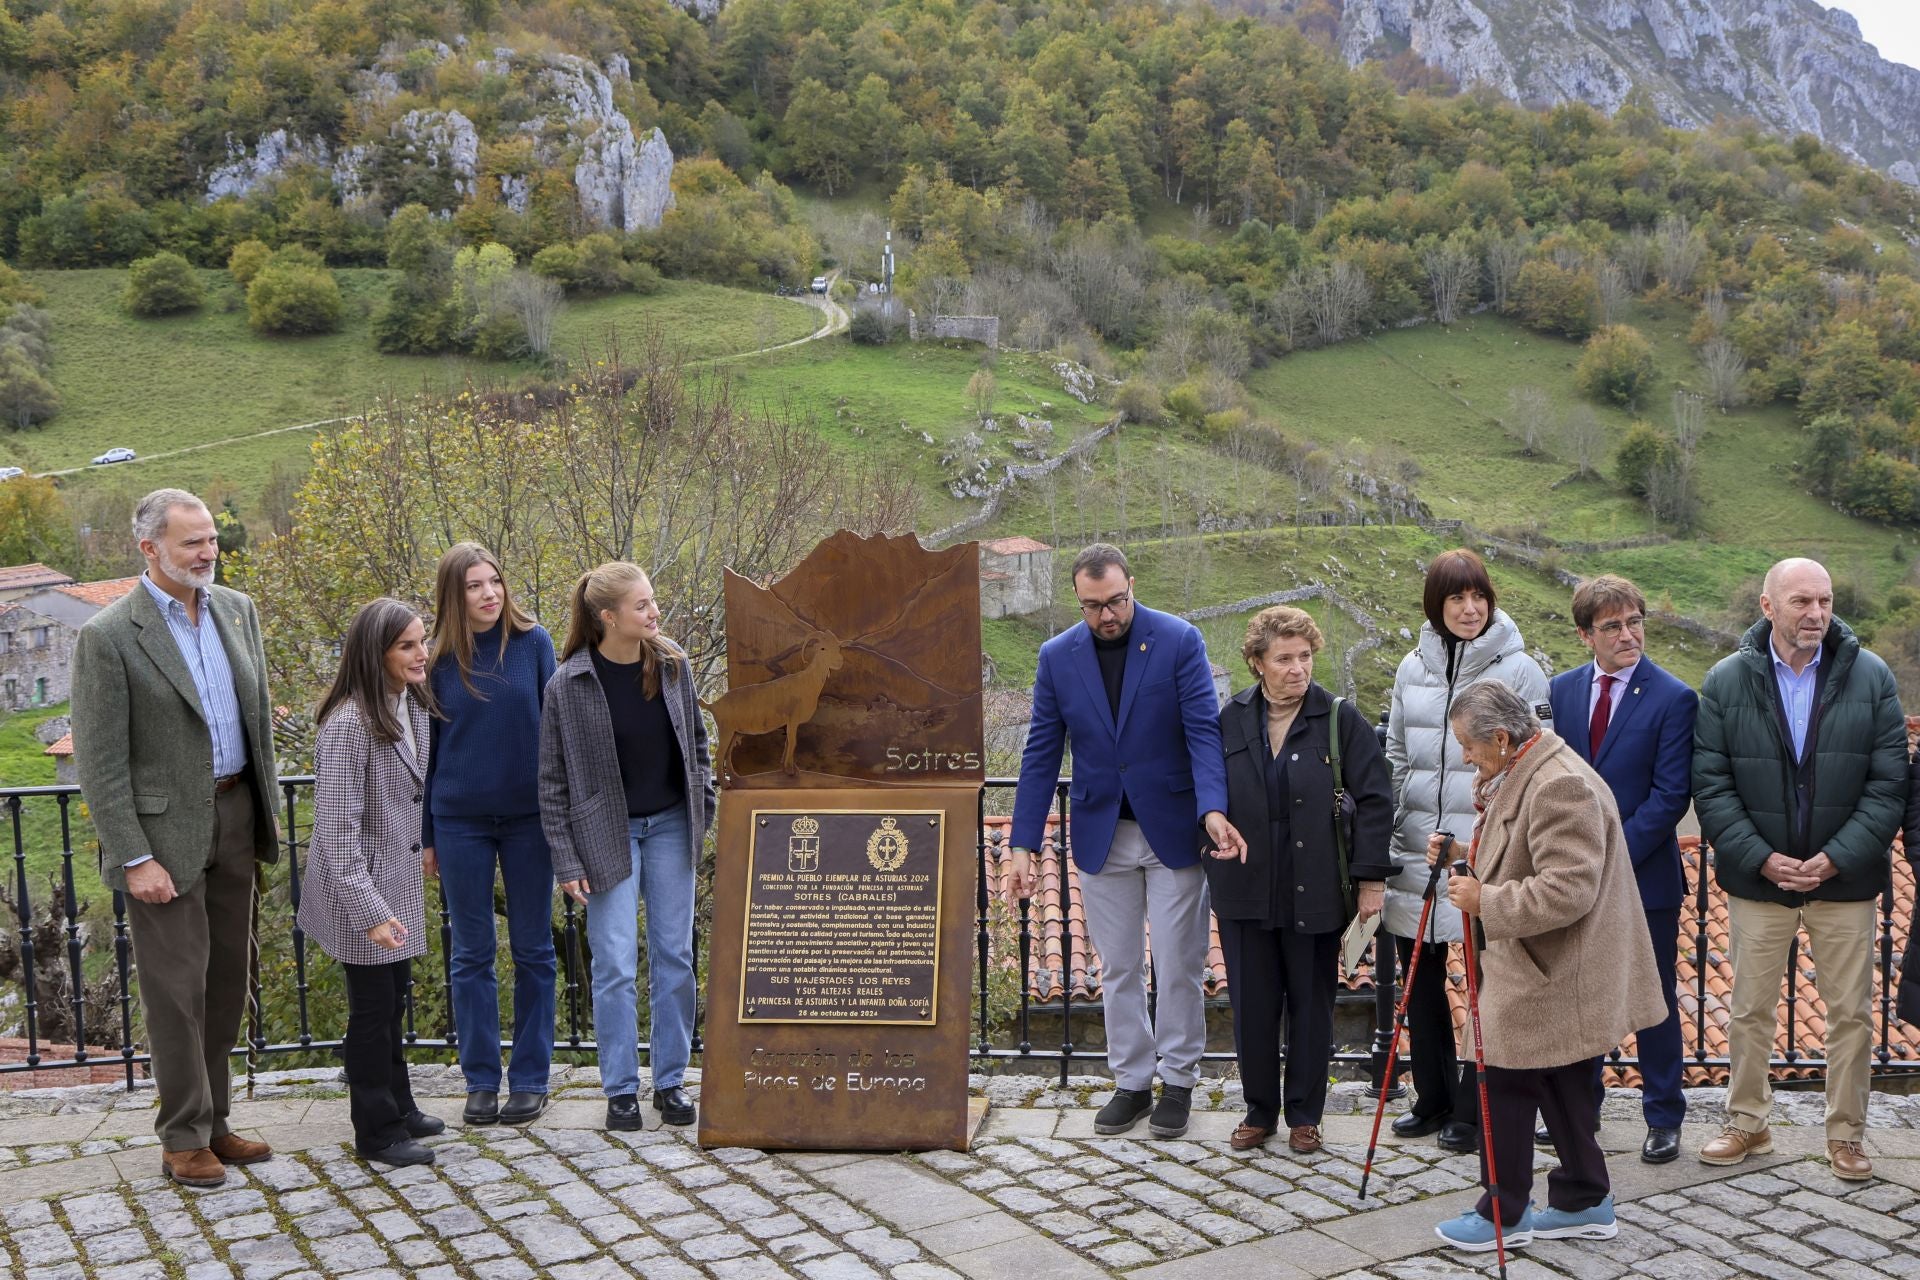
[537,643,716,889]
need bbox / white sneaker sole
[1435,1225,1533,1252]
[1534,1221,1619,1240]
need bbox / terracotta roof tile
[0,563,74,592]
[980,536,1051,555]
[53,577,141,608]
[43,734,71,757]
[980,819,1920,1083]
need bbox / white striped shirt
[140,573,248,777]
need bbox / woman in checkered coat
[296,598,448,1168]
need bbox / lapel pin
[1138,642,1146,652]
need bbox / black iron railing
[3,778,1916,1091]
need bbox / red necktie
[1589,672,1613,758]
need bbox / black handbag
[1329,696,1359,916]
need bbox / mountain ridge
[1334,0,1920,183]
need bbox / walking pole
[1452,857,1508,1280]
[1359,858,1446,1199]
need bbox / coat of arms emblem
[866,815,909,872]
[787,815,820,872]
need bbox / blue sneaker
[1434,1205,1534,1251]
[1532,1195,1618,1240]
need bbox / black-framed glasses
[1593,615,1646,636]
[1078,590,1132,617]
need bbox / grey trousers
[124,784,259,1151]
[1078,820,1211,1091]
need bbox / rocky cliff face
[201,44,676,229]
[1337,0,1920,183]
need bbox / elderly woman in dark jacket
[1205,606,1394,1154]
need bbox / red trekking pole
[1359,857,1447,1200]
[1453,857,1508,1280]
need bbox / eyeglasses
[1593,616,1646,636]
[1078,590,1132,617]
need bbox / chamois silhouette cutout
[701,630,846,777]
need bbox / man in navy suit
[1547,574,1697,1164]
[1007,544,1246,1139]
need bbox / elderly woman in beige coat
[1423,681,1666,1254]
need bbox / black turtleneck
[1091,623,1134,820]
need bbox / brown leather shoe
[1288,1124,1324,1154]
[160,1147,227,1187]
[1828,1139,1873,1181]
[1698,1125,1772,1166]
[210,1133,272,1165]
[1229,1123,1273,1151]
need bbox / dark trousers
[1590,907,1684,1130]
[437,812,557,1095]
[1396,936,1479,1129]
[1480,1059,1610,1225]
[1219,920,1340,1128]
[123,784,258,1152]
[343,959,418,1153]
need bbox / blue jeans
[436,812,557,1094]
[586,808,696,1097]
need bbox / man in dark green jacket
[1692,557,1907,1182]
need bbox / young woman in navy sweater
[422,542,558,1126]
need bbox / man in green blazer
[71,488,281,1188]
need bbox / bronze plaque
[740,810,943,1024]
[698,533,983,1153]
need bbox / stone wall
[907,311,999,348]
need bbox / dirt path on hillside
[33,285,850,480]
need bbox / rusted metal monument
[697,531,987,1152]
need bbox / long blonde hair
[561,561,680,698]
[428,542,537,697]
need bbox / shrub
[1614,421,1674,497]
[574,234,627,292]
[530,243,584,289]
[1114,377,1165,425]
[124,252,204,316]
[372,274,457,354]
[1575,325,1656,407]
[0,262,44,308]
[1513,258,1597,339]
[247,263,343,335]
[227,239,273,286]
[1164,380,1208,424]
[0,345,59,428]
[625,261,663,295]
[848,306,895,345]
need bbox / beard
[156,547,215,591]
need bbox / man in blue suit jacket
[1547,574,1697,1164]
[1008,544,1246,1140]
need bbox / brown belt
[214,773,245,794]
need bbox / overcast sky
[1833,2,1920,71]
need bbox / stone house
[44,733,75,785]
[14,577,141,630]
[979,536,1053,620]
[0,602,72,711]
[0,577,140,715]
[0,562,74,602]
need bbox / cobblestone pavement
[5,1068,1920,1279]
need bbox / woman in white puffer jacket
[1383,549,1551,1154]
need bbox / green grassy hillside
[0,270,820,506]
[1248,307,1909,609]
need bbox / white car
[92,447,137,466]
[0,467,23,481]
[811,276,829,293]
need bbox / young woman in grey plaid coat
[539,563,715,1132]
[296,598,449,1167]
